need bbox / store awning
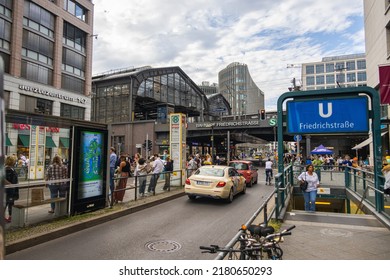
[46,136,57,148]
[6,134,12,146]
[59,137,69,148]
[352,131,388,150]
[18,134,30,147]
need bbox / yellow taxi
[185,165,246,203]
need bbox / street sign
[269,118,277,126]
[294,135,302,142]
[287,96,369,134]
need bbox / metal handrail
[215,191,276,260]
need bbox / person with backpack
[4,155,19,223]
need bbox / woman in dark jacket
[4,155,19,223]
[163,156,173,190]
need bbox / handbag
[300,180,308,191]
[299,172,308,191]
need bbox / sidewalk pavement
[281,210,390,260]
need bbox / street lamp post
[211,125,214,163]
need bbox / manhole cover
[145,240,182,253]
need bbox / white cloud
[92,0,364,110]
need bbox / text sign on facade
[287,97,369,134]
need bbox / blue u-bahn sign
[287,96,369,134]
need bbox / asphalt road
[7,181,275,260]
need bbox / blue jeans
[138,176,146,195]
[110,167,115,193]
[303,190,317,212]
[148,173,160,193]
[48,184,67,210]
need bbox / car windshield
[196,168,224,177]
[229,162,249,170]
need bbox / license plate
[196,181,209,186]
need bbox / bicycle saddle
[247,224,275,237]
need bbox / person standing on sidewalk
[4,155,19,223]
[114,154,130,203]
[163,156,173,190]
[147,154,164,195]
[45,155,68,213]
[134,157,148,197]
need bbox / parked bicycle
[200,224,295,260]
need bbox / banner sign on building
[379,64,390,104]
[287,97,369,134]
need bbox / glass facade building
[218,62,264,118]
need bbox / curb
[6,191,186,255]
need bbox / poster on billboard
[71,126,108,214]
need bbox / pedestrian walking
[109,147,117,195]
[134,157,148,197]
[297,164,320,212]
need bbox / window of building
[336,73,345,83]
[326,74,335,84]
[306,65,314,74]
[357,60,366,70]
[24,1,55,31]
[306,76,315,86]
[326,63,334,72]
[63,0,87,22]
[0,0,12,19]
[62,47,85,77]
[22,30,54,61]
[347,73,356,83]
[357,71,367,82]
[21,60,53,85]
[316,64,324,74]
[0,52,9,73]
[63,22,86,53]
[23,17,54,38]
[316,75,325,85]
[19,95,52,114]
[61,74,85,93]
[61,103,85,120]
[346,61,356,71]
[335,62,345,71]
[0,17,11,51]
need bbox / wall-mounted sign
[19,84,87,104]
[287,97,369,134]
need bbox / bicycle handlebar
[282,225,296,233]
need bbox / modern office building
[3,0,94,165]
[218,62,264,118]
[301,53,367,91]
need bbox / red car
[228,160,258,187]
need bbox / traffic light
[260,109,266,120]
[142,140,146,149]
[147,140,152,151]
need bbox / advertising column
[170,113,186,186]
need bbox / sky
[91,0,365,110]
